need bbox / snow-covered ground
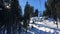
[28,20,60,34]
[35,20,60,29]
[28,17,60,34]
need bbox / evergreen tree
[24,2,30,28]
[34,9,38,17]
[0,0,22,34]
[29,6,34,17]
[43,1,52,18]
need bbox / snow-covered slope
[28,17,60,34]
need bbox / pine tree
[29,6,34,17]
[0,0,22,34]
[34,9,38,17]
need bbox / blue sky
[18,0,47,16]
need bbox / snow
[28,17,60,34]
[50,29,54,33]
[22,27,34,34]
[31,24,55,33]
[30,20,33,23]
[34,20,60,29]
[45,28,50,32]
[27,30,34,34]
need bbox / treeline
[23,2,39,28]
[43,0,60,21]
[0,0,39,34]
[43,0,60,28]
